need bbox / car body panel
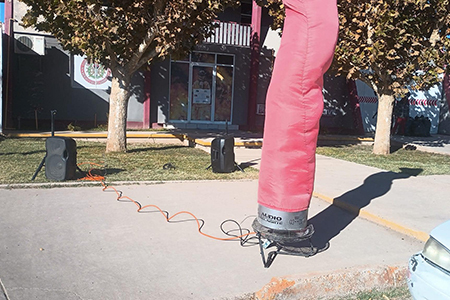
[408,220,450,299]
[430,220,450,250]
[408,252,450,299]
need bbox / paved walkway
[0,181,421,300]
[391,134,450,155]
[4,129,450,238]
[1,130,450,299]
[231,133,450,241]
[7,129,450,154]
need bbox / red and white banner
[355,80,441,134]
[355,81,378,133]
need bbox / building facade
[3,0,281,131]
[5,1,447,136]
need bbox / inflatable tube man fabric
[257,0,339,231]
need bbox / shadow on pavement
[309,167,423,251]
[392,135,450,148]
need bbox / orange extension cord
[77,162,256,242]
[77,162,106,181]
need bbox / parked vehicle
[408,220,450,299]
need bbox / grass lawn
[2,138,450,185]
[240,285,411,300]
[330,285,411,300]
[0,138,259,185]
[316,144,450,176]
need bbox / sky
[0,3,4,23]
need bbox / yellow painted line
[58,133,106,138]
[239,141,263,148]
[312,191,429,242]
[190,139,262,148]
[9,132,109,138]
[10,133,368,143]
[10,133,57,137]
[7,132,263,147]
[9,132,264,149]
[318,136,374,142]
[125,133,185,139]
[192,139,211,146]
[9,132,186,139]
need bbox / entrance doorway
[169,52,234,124]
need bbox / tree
[258,0,450,154]
[20,0,234,152]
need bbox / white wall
[356,80,442,134]
[13,0,42,34]
[262,28,281,56]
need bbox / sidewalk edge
[312,191,429,242]
[254,265,408,300]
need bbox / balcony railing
[204,21,252,48]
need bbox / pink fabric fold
[258,0,339,212]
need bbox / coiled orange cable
[77,162,106,181]
[100,182,256,241]
[77,162,255,242]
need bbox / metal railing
[204,21,252,47]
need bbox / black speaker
[45,137,77,181]
[211,136,235,173]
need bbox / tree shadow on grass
[309,167,423,251]
[238,158,260,170]
[127,145,186,153]
[76,168,125,179]
[0,149,46,156]
[0,145,98,156]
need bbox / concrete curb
[6,132,376,148]
[312,191,429,242]
[0,277,9,300]
[7,131,264,148]
[254,265,408,300]
[1,181,428,243]
[0,179,257,190]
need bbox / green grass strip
[0,138,258,185]
[317,144,450,176]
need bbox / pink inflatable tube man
[257,0,339,231]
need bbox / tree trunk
[373,93,395,155]
[106,75,131,153]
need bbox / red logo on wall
[80,59,111,85]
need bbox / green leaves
[19,0,235,74]
[257,0,450,96]
[334,0,450,95]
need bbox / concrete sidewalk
[4,129,450,244]
[0,182,422,300]
[314,155,450,241]
[1,131,450,299]
[234,151,449,243]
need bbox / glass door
[191,66,214,121]
[169,52,234,124]
[169,62,189,121]
[214,66,233,122]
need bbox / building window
[240,0,252,24]
[169,62,189,121]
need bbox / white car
[408,220,450,299]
